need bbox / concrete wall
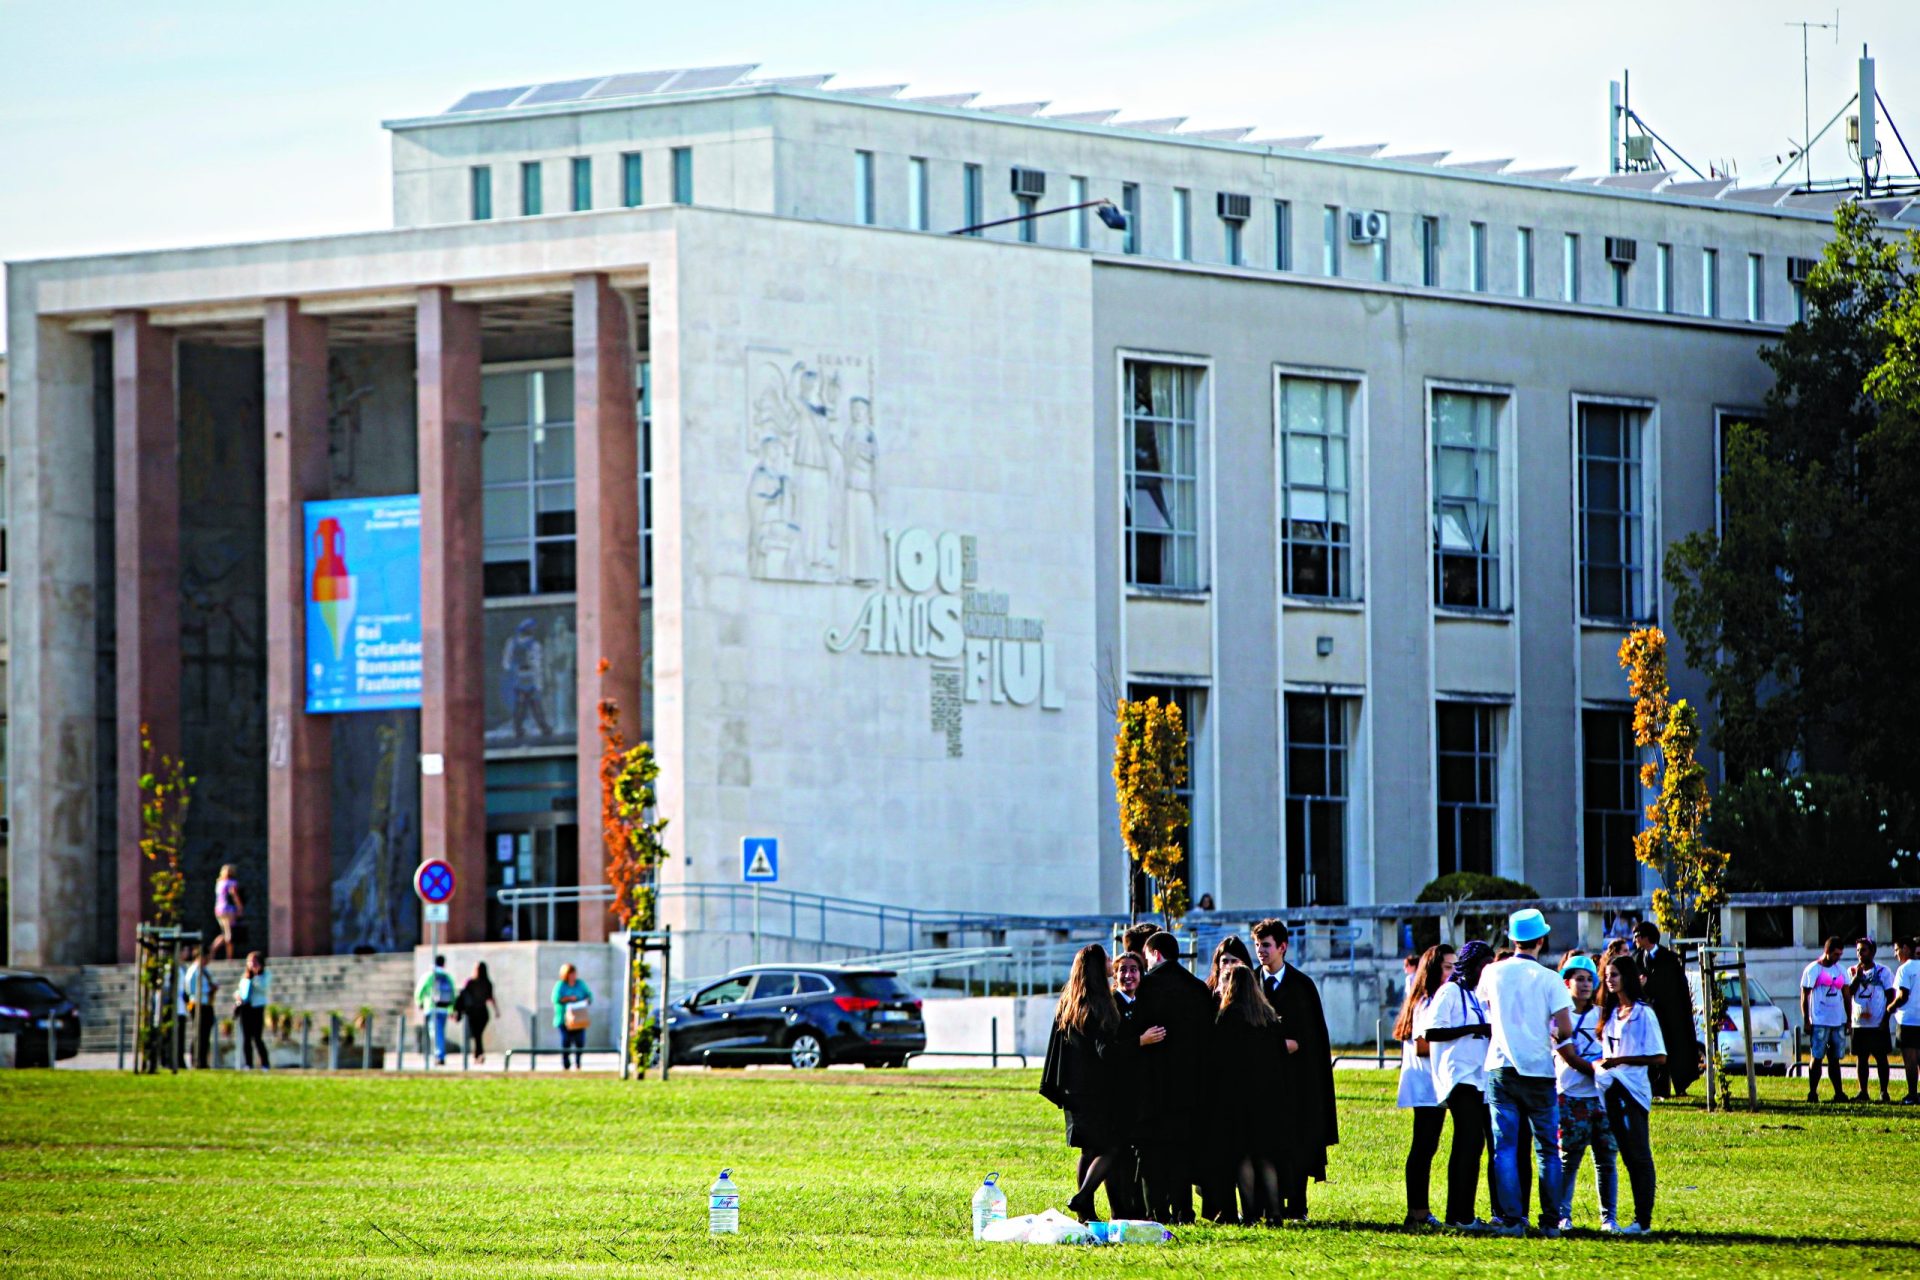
[418,940,619,1053]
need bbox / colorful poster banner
[304,494,423,712]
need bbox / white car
[1689,971,1791,1075]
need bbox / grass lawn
[0,1067,1915,1277]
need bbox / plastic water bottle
[971,1172,1007,1239]
[708,1168,740,1234]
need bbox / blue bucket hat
[1508,908,1551,943]
[1559,955,1599,981]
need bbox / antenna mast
[1786,11,1840,190]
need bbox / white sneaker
[1615,1222,1649,1236]
[1600,1218,1620,1234]
[1556,1217,1573,1233]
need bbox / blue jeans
[428,1010,449,1061]
[1487,1069,1562,1228]
[1809,1024,1847,1090]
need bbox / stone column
[264,300,333,957]
[1865,903,1893,948]
[112,312,181,962]
[416,287,487,943]
[1791,904,1821,952]
[572,274,641,943]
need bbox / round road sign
[414,858,456,904]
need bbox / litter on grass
[978,1211,1171,1245]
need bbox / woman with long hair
[1197,933,1257,1222]
[1039,944,1127,1222]
[456,960,501,1064]
[211,864,243,960]
[1554,956,1617,1232]
[1209,965,1285,1224]
[1425,939,1496,1229]
[1598,954,1666,1234]
[1394,944,1457,1226]
[1207,935,1254,992]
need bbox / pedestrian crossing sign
[742,838,779,883]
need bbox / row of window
[470,150,694,220]
[1124,361,1656,623]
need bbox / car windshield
[0,977,63,1006]
[842,973,914,1001]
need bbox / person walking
[234,952,272,1071]
[552,963,593,1070]
[1210,966,1286,1225]
[1630,921,1698,1098]
[181,945,219,1069]
[1040,944,1132,1223]
[1597,954,1666,1235]
[1890,937,1920,1104]
[1800,935,1852,1103]
[416,954,458,1066]
[1478,908,1577,1238]
[1395,945,1453,1228]
[211,864,244,960]
[1553,956,1618,1233]
[1252,918,1338,1221]
[1132,931,1212,1224]
[1427,941,1495,1230]
[456,961,501,1065]
[1848,937,1897,1103]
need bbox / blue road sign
[742,838,779,884]
[414,859,456,904]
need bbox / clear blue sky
[4,0,1918,348]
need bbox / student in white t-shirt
[1887,936,1920,1105]
[1848,937,1898,1103]
[1478,910,1577,1236]
[1425,940,1496,1230]
[1800,935,1853,1103]
[1597,954,1667,1235]
[1394,945,1452,1227]
[1552,955,1617,1232]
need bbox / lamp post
[949,197,1128,238]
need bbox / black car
[665,965,926,1069]
[0,970,83,1066]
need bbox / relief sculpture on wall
[745,349,881,585]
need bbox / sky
[4,0,1919,349]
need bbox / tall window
[1069,176,1088,248]
[1469,221,1488,292]
[1173,188,1192,260]
[1611,260,1629,308]
[1279,376,1353,599]
[1274,200,1293,271]
[1515,227,1534,298]
[671,147,693,204]
[1431,391,1502,610]
[470,166,493,221]
[1121,183,1140,254]
[1701,247,1719,316]
[1746,252,1764,321]
[571,157,592,212]
[1578,402,1648,622]
[854,150,875,225]
[962,164,984,235]
[1582,709,1640,896]
[520,161,543,216]
[621,152,643,207]
[909,158,928,231]
[483,367,576,596]
[1436,702,1498,876]
[1224,215,1243,266]
[1286,694,1350,905]
[1562,232,1580,301]
[1124,362,1202,589]
[1322,206,1341,277]
[1016,195,1037,242]
[638,362,653,588]
[1419,216,1441,287]
[1655,243,1673,313]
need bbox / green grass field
[1,1068,1915,1277]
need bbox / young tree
[596,660,671,1076]
[1112,696,1190,925]
[136,724,194,1072]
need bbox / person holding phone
[1395,945,1455,1227]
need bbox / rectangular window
[1431,390,1502,610]
[1437,702,1499,876]
[1016,194,1037,242]
[963,163,984,235]
[482,366,577,596]
[1611,261,1629,308]
[1121,182,1140,254]
[671,147,693,204]
[1274,200,1293,271]
[1656,243,1673,313]
[854,150,875,225]
[1469,221,1488,292]
[621,152,643,207]
[1747,252,1764,321]
[470,166,492,221]
[1286,693,1351,905]
[1516,227,1534,298]
[1224,218,1243,266]
[1323,206,1341,277]
[1582,709,1640,896]
[1702,247,1719,316]
[1419,215,1441,286]
[520,161,543,216]
[1173,188,1192,260]
[1278,376,1353,599]
[1069,175,1088,248]
[908,158,928,230]
[1562,232,1580,301]
[638,362,653,588]
[1793,281,1808,322]
[1577,402,1648,622]
[1124,361,1202,589]
[571,157,592,212]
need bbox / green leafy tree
[597,662,671,1077]
[1112,696,1190,925]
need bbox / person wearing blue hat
[1553,954,1618,1232]
[1476,907,1577,1237]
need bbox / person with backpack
[415,954,458,1066]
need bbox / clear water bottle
[708,1168,740,1234]
[971,1172,1007,1240]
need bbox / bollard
[990,1016,999,1069]
[1376,1017,1385,1069]
[118,1012,128,1072]
[48,1008,59,1069]
[394,1013,405,1073]
[328,1014,341,1071]
[362,1023,372,1072]
[300,1018,310,1070]
[212,1013,224,1070]
[530,1013,540,1072]
[461,1020,470,1072]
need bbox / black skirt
[1065,1108,1120,1151]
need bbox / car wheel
[788,1031,827,1070]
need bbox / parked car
[1689,970,1790,1075]
[665,965,926,1069]
[0,970,83,1065]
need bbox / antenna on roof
[1785,11,1840,191]
[1609,70,1706,180]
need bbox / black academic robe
[1039,1020,1121,1149]
[1636,945,1700,1095]
[1133,958,1214,1139]
[1261,964,1339,1179]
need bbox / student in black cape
[1252,917,1339,1220]
[1630,921,1699,1097]
[1107,949,1160,1219]
[1199,935,1256,1222]
[1210,964,1288,1224]
[1040,944,1137,1222]
[1131,930,1214,1224]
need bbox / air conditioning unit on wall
[1346,209,1388,243]
[1217,192,1252,221]
[1787,256,1817,285]
[1010,166,1046,198]
[1605,236,1639,265]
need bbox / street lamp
[949,197,1128,237]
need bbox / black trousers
[1276,1169,1309,1220]
[1604,1083,1656,1229]
[1419,1084,1487,1223]
[1108,1147,1145,1219]
[239,1004,269,1068]
[1139,1141,1195,1223]
[193,1005,215,1069]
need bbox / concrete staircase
[51,953,418,1053]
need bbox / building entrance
[485,814,579,941]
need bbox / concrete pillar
[111,312,181,962]
[1720,905,1747,947]
[1865,903,1893,947]
[1791,905,1821,952]
[572,274,641,943]
[416,288,487,944]
[1576,910,1603,950]
[264,300,333,957]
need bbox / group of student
[1798,934,1920,1104]
[1040,919,1338,1226]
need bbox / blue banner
[304,494,423,713]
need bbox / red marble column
[416,287,487,943]
[264,300,334,957]
[573,274,641,943]
[112,312,181,962]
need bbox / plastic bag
[979,1210,1089,1245]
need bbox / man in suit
[1131,931,1212,1224]
[1632,921,1700,1097]
[1253,918,1339,1220]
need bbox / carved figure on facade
[745,350,880,584]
